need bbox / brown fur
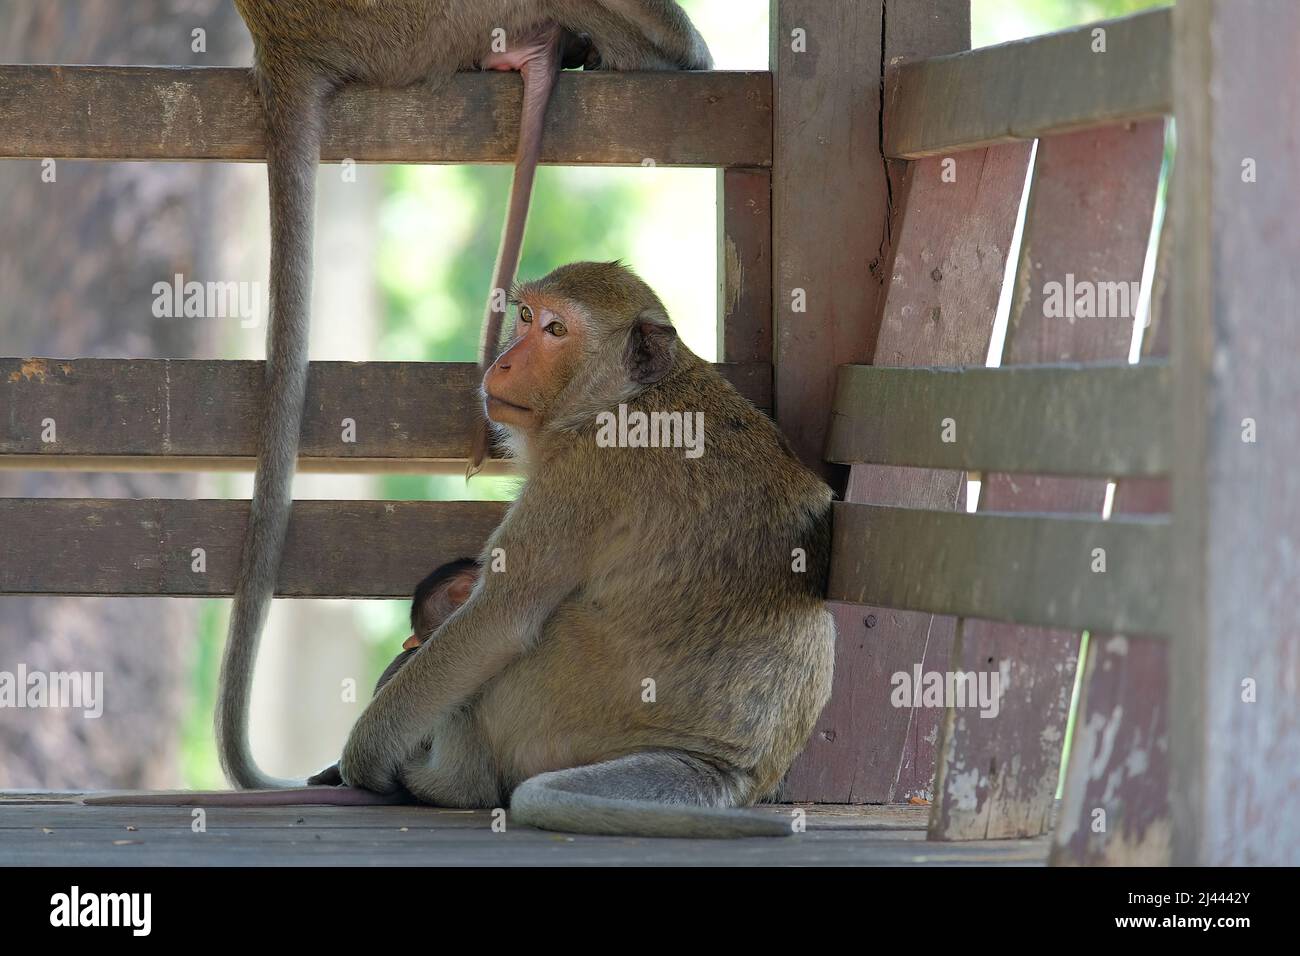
[339,262,834,837]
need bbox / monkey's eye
[544,321,568,338]
[519,305,534,324]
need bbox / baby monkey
[308,559,480,787]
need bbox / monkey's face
[482,297,584,431]
[485,263,683,439]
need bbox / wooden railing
[780,6,1179,861]
[0,67,771,166]
[0,358,769,473]
[3,0,1296,866]
[885,8,1171,159]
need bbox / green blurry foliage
[974,0,1171,47]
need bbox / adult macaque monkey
[219,2,712,792]
[337,262,836,837]
[96,265,833,837]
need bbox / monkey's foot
[480,22,566,76]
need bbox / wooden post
[777,0,979,802]
[1169,0,1300,865]
[769,0,889,476]
[717,167,772,369]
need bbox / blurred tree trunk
[0,0,247,788]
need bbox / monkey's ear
[625,311,678,385]
[447,571,475,606]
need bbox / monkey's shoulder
[653,362,831,485]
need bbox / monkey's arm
[339,501,591,793]
[307,646,417,785]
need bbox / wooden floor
[1,793,1049,866]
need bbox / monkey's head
[482,261,679,437]
[406,558,479,649]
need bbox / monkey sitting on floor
[335,261,836,837]
[93,264,834,839]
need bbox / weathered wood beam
[782,0,979,806]
[1051,212,1175,868]
[828,503,1172,636]
[1169,0,1300,866]
[928,119,1167,843]
[0,66,771,167]
[886,9,1171,159]
[828,362,1171,478]
[0,358,770,472]
[0,498,506,598]
[717,168,772,365]
[770,0,888,477]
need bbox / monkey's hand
[307,763,343,787]
[338,715,406,795]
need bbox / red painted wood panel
[786,143,1030,801]
[1052,208,1172,866]
[929,121,1165,839]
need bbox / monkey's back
[232,1,711,85]
[232,0,542,83]
[480,353,836,801]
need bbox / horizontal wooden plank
[0,358,770,472]
[828,503,1171,635]
[826,362,1171,477]
[0,499,507,598]
[0,66,771,167]
[0,801,1049,867]
[885,8,1171,159]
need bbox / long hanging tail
[216,74,330,790]
[466,32,563,476]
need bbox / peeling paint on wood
[1052,212,1173,867]
[931,120,1165,842]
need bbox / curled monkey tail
[509,756,793,839]
[217,71,332,791]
